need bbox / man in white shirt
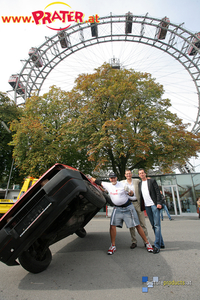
[121,169,149,249]
[138,168,165,254]
[91,172,153,255]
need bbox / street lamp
[1,120,14,199]
[1,120,11,134]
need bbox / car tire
[82,180,106,208]
[75,228,86,238]
[18,247,52,274]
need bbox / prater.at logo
[32,1,99,31]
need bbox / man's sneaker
[108,245,116,255]
[146,243,154,252]
[130,243,137,249]
[153,247,160,254]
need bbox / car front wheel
[18,246,52,273]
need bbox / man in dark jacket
[138,168,165,254]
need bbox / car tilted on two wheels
[0,164,107,273]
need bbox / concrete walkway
[0,215,199,300]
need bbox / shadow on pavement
[17,230,180,291]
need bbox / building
[149,173,199,216]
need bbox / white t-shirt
[121,180,137,201]
[101,181,129,206]
[141,180,154,207]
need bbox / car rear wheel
[18,246,52,273]
[75,228,86,238]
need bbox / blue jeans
[160,204,172,220]
[145,205,165,249]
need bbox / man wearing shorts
[91,172,153,255]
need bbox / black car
[0,164,107,273]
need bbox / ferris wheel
[7,13,200,152]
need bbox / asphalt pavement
[0,214,199,300]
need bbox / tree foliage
[10,64,200,179]
[0,92,22,185]
[63,63,200,178]
[10,87,95,177]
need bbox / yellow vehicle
[0,177,38,217]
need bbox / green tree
[10,65,200,180]
[0,92,22,185]
[10,86,95,177]
[62,63,200,179]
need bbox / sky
[1,0,200,172]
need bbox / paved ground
[0,215,199,300]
